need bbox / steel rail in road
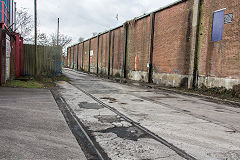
[66,78,198,160]
[51,88,108,160]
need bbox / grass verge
[3,75,69,89]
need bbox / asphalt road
[0,87,86,160]
[60,68,240,160]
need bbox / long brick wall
[67,0,240,89]
[197,0,240,89]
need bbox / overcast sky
[15,0,178,45]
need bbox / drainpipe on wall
[122,23,128,79]
[148,13,155,83]
[188,0,201,89]
[96,35,100,74]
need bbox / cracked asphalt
[0,87,87,160]
[58,69,240,160]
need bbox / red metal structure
[0,0,21,85]
[20,37,23,76]
[0,0,10,29]
[15,33,19,77]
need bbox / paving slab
[0,87,87,160]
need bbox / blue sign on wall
[211,9,225,42]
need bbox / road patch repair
[56,81,187,160]
[59,69,240,160]
[0,87,86,160]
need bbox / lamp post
[34,0,37,75]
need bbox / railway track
[71,85,197,160]
[56,70,198,160]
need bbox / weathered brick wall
[152,1,193,86]
[126,16,151,82]
[83,41,89,71]
[112,27,124,77]
[79,43,84,70]
[67,0,240,89]
[98,32,109,75]
[67,48,70,68]
[90,37,98,73]
[73,45,78,70]
[70,47,74,69]
[198,0,240,88]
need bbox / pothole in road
[131,99,144,102]
[78,102,104,110]
[98,126,150,141]
[94,115,122,123]
[100,97,118,103]
[119,102,128,105]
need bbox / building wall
[152,1,193,87]
[78,43,83,70]
[67,0,240,89]
[90,37,98,73]
[112,27,124,77]
[83,41,89,71]
[73,45,78,70]
[126,16,151,82]
[197,0,240,89]
[0,29,24,85]
[98,32,109,75]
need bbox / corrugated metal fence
[23,44,62,76]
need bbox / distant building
[0,0,23,85]
[0,0,16,30]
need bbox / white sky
[15,0,178,46]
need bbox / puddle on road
[78,102,104,110]
[100,97,117,103]
[98,126,150,141]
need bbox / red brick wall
[74,45,78,69]
[198,0,240,79]
[71,47,74,69]
[152,1,192,75]
[90,37,98,73]
[83,41,89,71]
[98,32,109,75]
[112,27,124,76]
[67,48,70,68]
[67,0,240,88]
[77,44,82,70]
[126,16,151,73]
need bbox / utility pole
[34,0,37,75]
[57,18,59,46]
